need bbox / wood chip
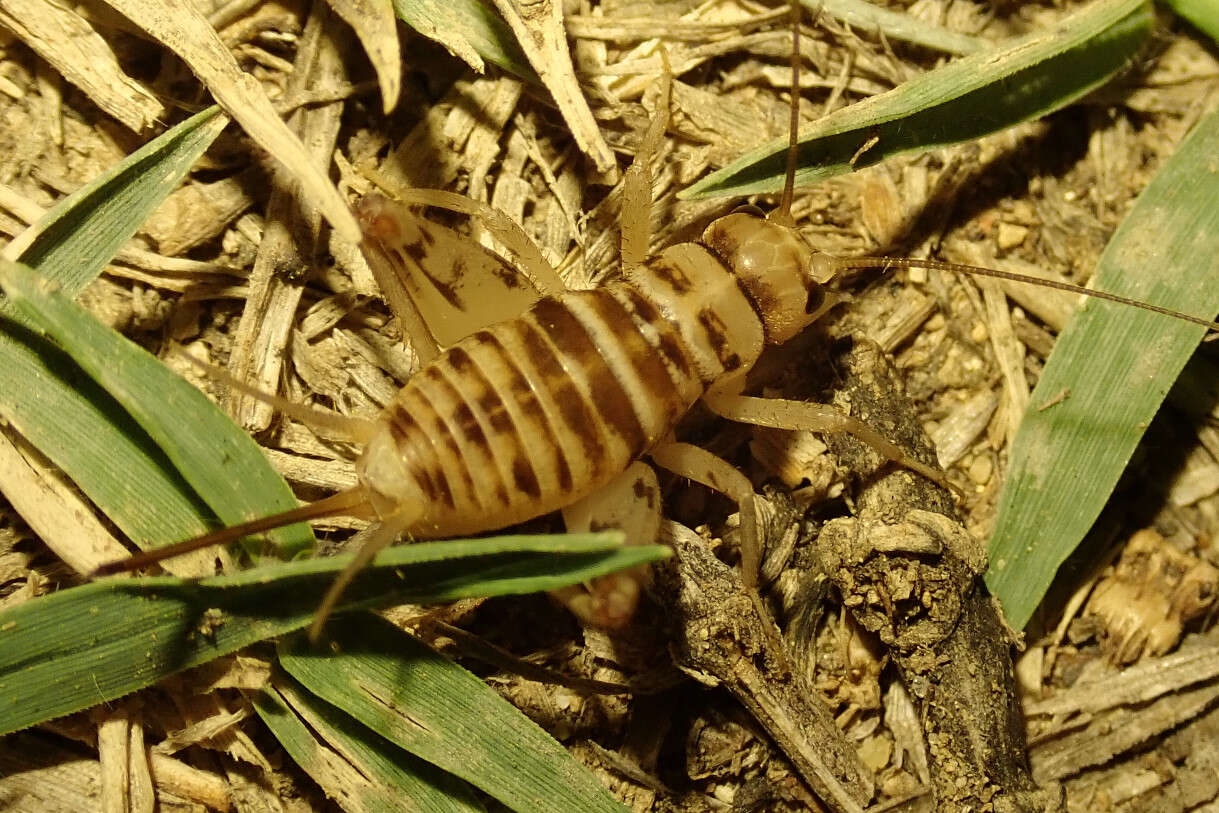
[0,732,102,810]
[979,277,1028,449]
[1028,642,1219,718]
[929,389,1000,469]
[142,170,260,256]
[491,0,615,173]
[148,753,232,812]
[262,447,358,492]
[1030,680,1219,783]
[101,0,359,241]
[96,710,132,813]
[324,0,399,112]
[0,0,163,131]
[225,7,349,432]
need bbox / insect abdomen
[369,240,764,538]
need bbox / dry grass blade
[0,0,163,132]
[327,0,401,112]
[489,0,615,172]
[0,433,131,575]
[324,0,399,114]
[101,0,361,241]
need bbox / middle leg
[649,441,761,589]
[702,391,955,495]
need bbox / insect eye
[731,204,766,218]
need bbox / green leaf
[0,532,665,735]
[985,106,1219,629]
[681,0,1153,199]
[0,108,251,556]
[0,327,214,555]
[1162,0,1219,44]
[9,107,226,299]
[256,674,484,812]
[278,614,629,813]
[0,258,311,559]
[393,0,538,83]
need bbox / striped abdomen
[361,239,769,538]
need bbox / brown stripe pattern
[364,239,766,538]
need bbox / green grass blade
[0,331,214,555]
[392,0,538,83]
[0,532,665,735]
[985,107,1219,629]
[1162,0,1219,44]
[681,0,1153,199]
[278,613,629,813]
[0,258,311,558]
[256,674,484,812]
[0,109,244,555]
[9,107,226,299]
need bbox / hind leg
[649,441,761,588]
[556,461,661,628]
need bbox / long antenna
[770,2,802,227]
[833,255,1219,333]
[92,487,371,576]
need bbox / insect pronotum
[95,13,1219,640]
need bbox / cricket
[92,6,1219,647]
